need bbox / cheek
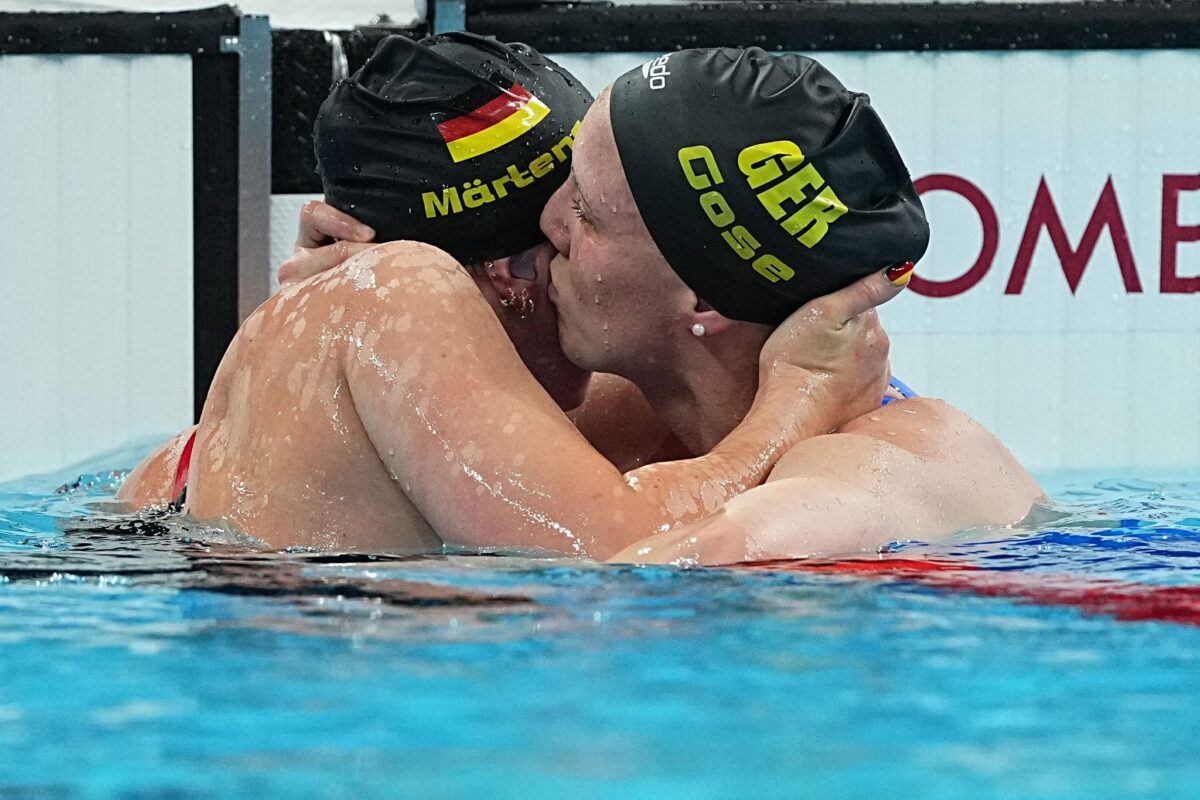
[562,236,597,295]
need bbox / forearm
[621,365,832,527]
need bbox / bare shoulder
[767,396,1044,536]
[839,397,990,460]
[362,240,465,283]
[277,240,470,311]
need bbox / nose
[540,181,572,257]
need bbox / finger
[296,200,374,249]
[278,241,366,285]
[832,268,911,324]
[277,259,298,285]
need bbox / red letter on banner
[1006,176,1142,295]
[908,174,999,298]
[1161,174,1200,294]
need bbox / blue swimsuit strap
[881,376,918,406]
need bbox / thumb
[823,262,914,323]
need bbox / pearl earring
[691,323,706,337]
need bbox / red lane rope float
[739,557,1200,627]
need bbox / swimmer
[288,46,1045,564]
[119,34,897,555]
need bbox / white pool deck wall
[2,14,1197,480]
[277,47,1200,474]
[0,54,195,482]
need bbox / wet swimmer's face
[541,90,697,376]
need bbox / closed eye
[570,195,590,224]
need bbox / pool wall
[271,8,1200,472]
[3,2,1197,480]
[547,48,1200,472]
[0,8,271,482]
[0,52,195,482]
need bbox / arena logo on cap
[641,54,673,90]
[436,83,550,163]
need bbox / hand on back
[759,269,906,431]
[277,200,376,285]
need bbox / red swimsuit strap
[171,430,197,505]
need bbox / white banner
[823,50,1200,335]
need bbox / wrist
[755,364,839,438]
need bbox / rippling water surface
[1,444,1199,799]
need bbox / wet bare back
[173,239,881,555]
[186,244,446,552]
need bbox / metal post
[220,14,272,323]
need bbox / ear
[686,295,738,337]
[478,247,542,294]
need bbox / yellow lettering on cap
[678,145,724,190]
[756,163,824,221]
[529,153,556,178]
[738,140,805,190]
[721,225,760,261]
[422,187,463,218]
[752,253,796,283]
[699,191,735,227]
[782,185,849,248]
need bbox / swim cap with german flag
[315,32,591,264]
[609,48,928,325]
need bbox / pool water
[2,443,1199,799]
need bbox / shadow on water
[2,512,535,609]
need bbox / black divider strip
[191,54,241,420]
[0,6,239,55]
[467,1,1200,53]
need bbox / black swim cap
[315,32,592,264]
[609,49,928,325]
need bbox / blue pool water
[1,444,1199,799]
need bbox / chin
[550,368,592,411]
[559,337,600,375]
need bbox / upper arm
[339,244,663,557]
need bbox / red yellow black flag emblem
[436,83,550,163]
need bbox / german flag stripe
[436,83,550,163]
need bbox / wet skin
[121,90,1041,564]
[540,91,1044,564]
[120,236,893,556]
